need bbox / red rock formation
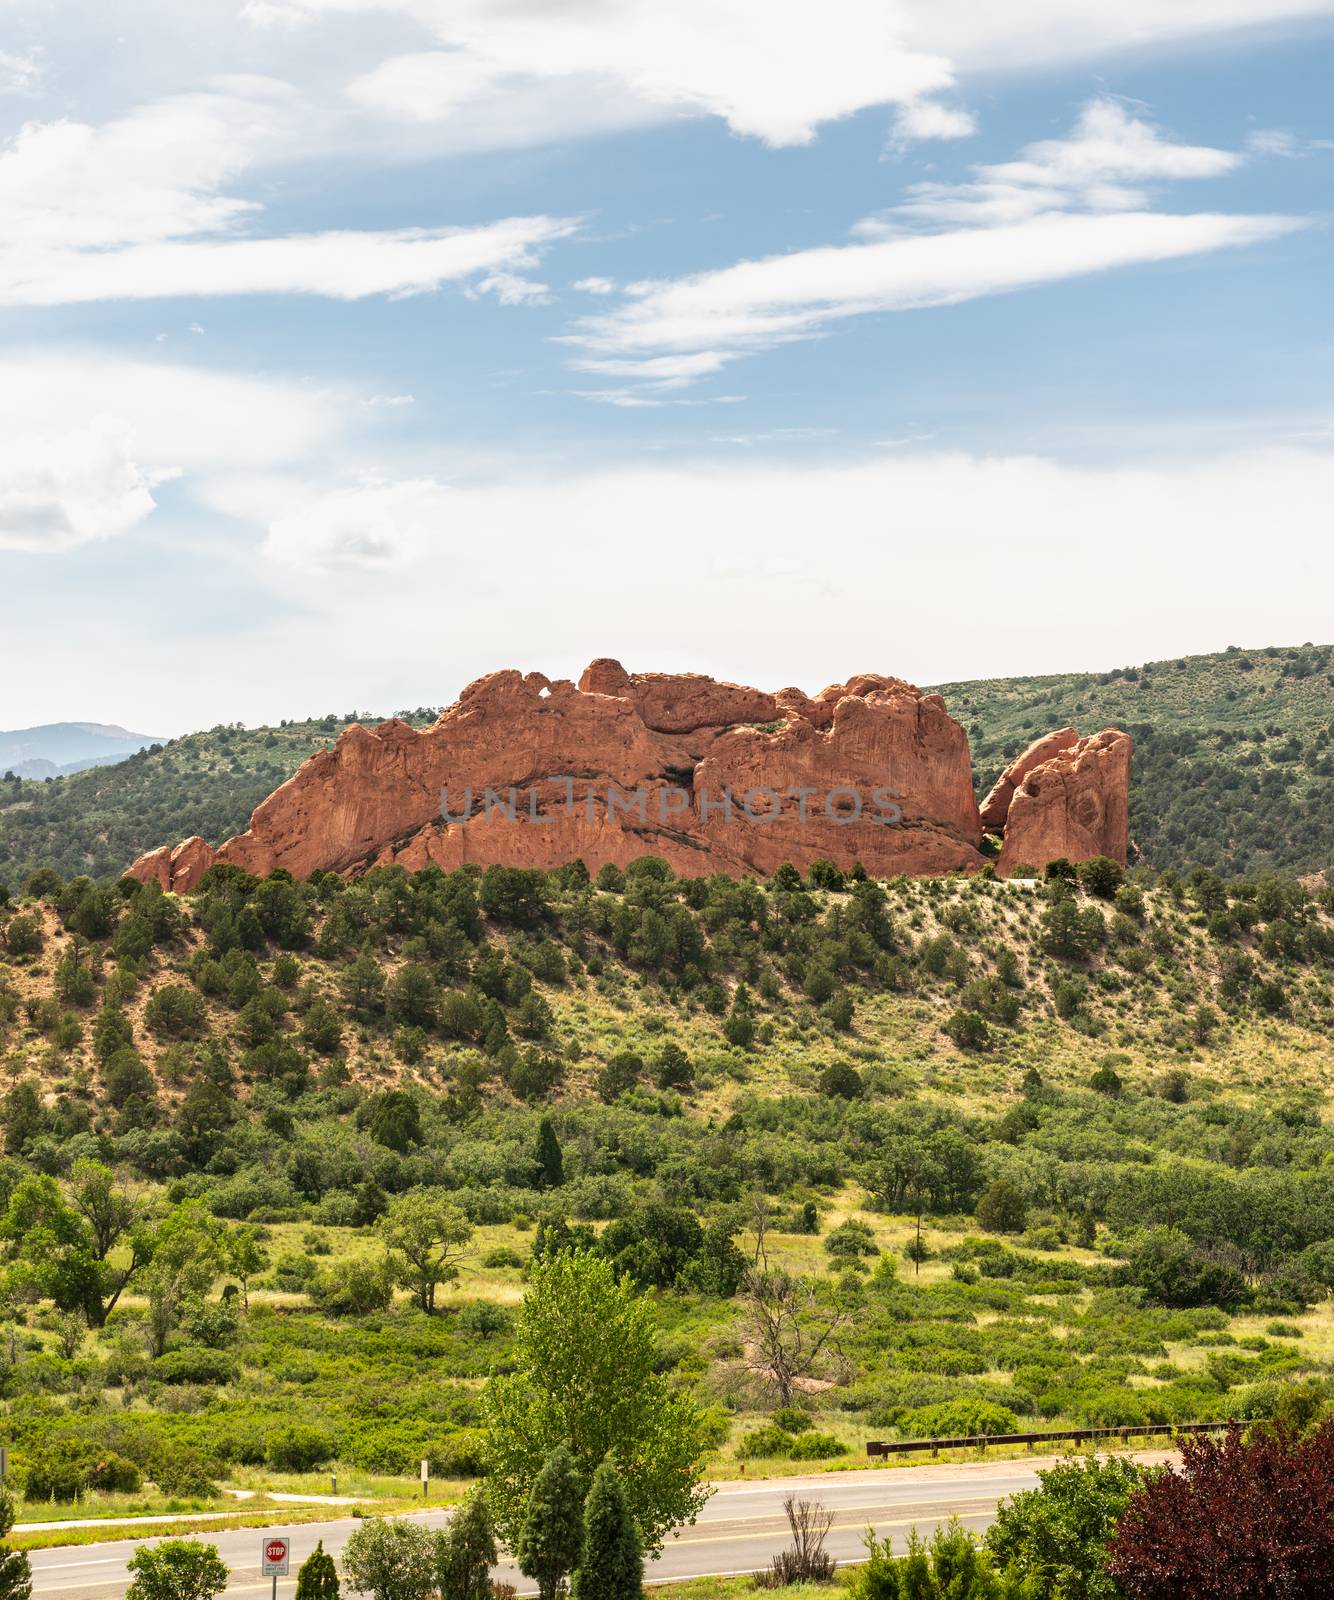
[124,661,1132,891]
[996,728,1132,877]
[979,728,1079,832]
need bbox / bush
[787,1432,849,1461]
[126,1539,229,1600]
[144,984,209,1040]
[738,1425,795,1459]
[818,1062,864,1099]
[267,1424,336,1472]
[308,1259,395,1317]
[153,1348,239,1386]
[24,1440,142,1500]
[987,1454,1144,1598]
[824,1219,879,1260]
[976,1179,1028,1235]
[898,1399,1020,1439]
[1108,1421,1334,1598]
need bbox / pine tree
[535,1116,564,1189]
[435,1493,496,1600]
[515,1446,585,1600]
[0,1489,30,1600]
[572,1463,642,1600]
[294,1540,339,1600]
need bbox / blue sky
[2,1,1332,733]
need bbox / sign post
[421,1457,429,1498]
[261,1537,290,1600]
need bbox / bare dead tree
[743,1269,849,1408]
[762,1497,836,1586]
[751,1190,770,1270]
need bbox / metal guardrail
[866,1419,1241,1457]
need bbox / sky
[1,1,1332,735]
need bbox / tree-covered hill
[0,852,1331,1511]
[0,709,440,888]
[932,641,1334,879]
[2,643,1333,889]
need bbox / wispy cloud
[0,80,579,307]
[564,100,1303,390]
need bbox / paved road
[25,1458,1101,1598]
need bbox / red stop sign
[265,1540,288,1564]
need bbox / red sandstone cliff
[127,662,1130,892]
[996,728,1133,877]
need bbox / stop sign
[261,1538,290,1575]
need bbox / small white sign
[261,1538,290,1576]
[420,1458,429,1483]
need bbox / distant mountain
[0,722,165,780]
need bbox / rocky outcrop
[125,661,1131,891]
[979,728,1079,832]
[996,728,1133,877]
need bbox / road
[27,1457,1090,1598]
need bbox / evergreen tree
[515,1446,585,1600]
[294,1540,339,1600]
[435,1493,496,1600]
[0,1489,30,1600]
[535,1116,564,1189]
[573,1463,643,1600]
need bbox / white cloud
[573,276,618,295]
[889,100,977,149]
[0,421,161,553]
[209,446,1334,735]
[466,270,551,305]
[367,393,416,408]
[242,0,1334,158]
[566,101,1300,387]
[308,0,956,146]
[264,478,453,571]
[0,353,348,473]
[903,0,1334,73]
[871,98,1243,227]
[0,50,42,95]
[0,81,579,306]
[571,211,1297,376]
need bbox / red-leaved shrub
[1108,1420,1334,1599]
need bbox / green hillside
[0,854,1331,1517]
[0,709,440,889]
[2,643,1333,889]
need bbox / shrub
[987,1454,1144,1598]
[308,1259,395,1317]
[144,984,209,1040]
[153,1348,239,1386]
[824,1220,879,1260]
[771,1408,813,1434]
[818,1062,864,1099]
[24,1440,142,1500]
[898,1399,1020,1439]
[787,1432,849,1461]
[976,1179,1028,1235]
[126,1540,228,1600]
[342,1518,437,1600]
[738,1425,796,1459]
[267,1424,336,1472]
[944,1009,990,1050]
[1108,1421,1334,1598]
